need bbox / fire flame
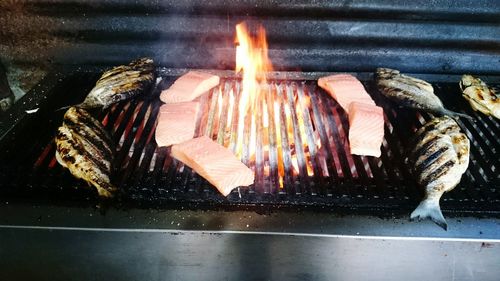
[234,22,273,159]
[232,22,321,188]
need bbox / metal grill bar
[276,84,295,195]
[264,84,279,194]
[308,84,338,193]
[284,82,309,194]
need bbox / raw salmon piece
[318,74,375,113]
[155,102,199,147]
[171,136,254,196]
[348,102,384,157]
[160,71,220,103]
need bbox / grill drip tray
[0,69,498,215]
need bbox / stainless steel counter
[1,202,499,281]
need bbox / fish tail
[441,108,474,121]
[410,197,448,230]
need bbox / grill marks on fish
[408,116,470,230]
[56,126,110,173]
[63,108,114,158]
[420,159,457,188]
[410,118,460,156]
[460,75,500,119]
[78,58,155,109]
[55,107,116,197]
[414,144,448,171]
[376,68,472,120]
[63,119,113,161]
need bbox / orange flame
[232,22,317,185]
[235,22,273,159]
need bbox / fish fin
[440,108,474,121]
[410,197,448,230]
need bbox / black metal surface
[1,0,499,74]
[0,69,498,217]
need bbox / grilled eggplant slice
[55,107,116,197]
[78,57,155,109]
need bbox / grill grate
[0,70,499,214]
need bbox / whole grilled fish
[55,107,116,197]
[376,68,472,120]
[459,75,500,119]
[77,57,155,109]
[408,116,470,230]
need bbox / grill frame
[0,67,499,217]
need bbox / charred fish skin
[376,68,472,120]
[376,68,439,109]
[409,116,470,230]
[55,107,116,198]
[79,58,155,109]
[63,106,115,156]
[460,75,500,119]
[409,116,460,158]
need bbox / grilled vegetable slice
[460,75,500,119]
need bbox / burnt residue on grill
[0,71,499,216]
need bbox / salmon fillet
[155,102,199,147]
[160,71,220,103]
[318,74,375,113]
[348,102,385,157]
[171,136,254,196]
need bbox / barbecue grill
[1,70,499,213]
[1,1,499,280]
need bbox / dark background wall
[0,0,499,74]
